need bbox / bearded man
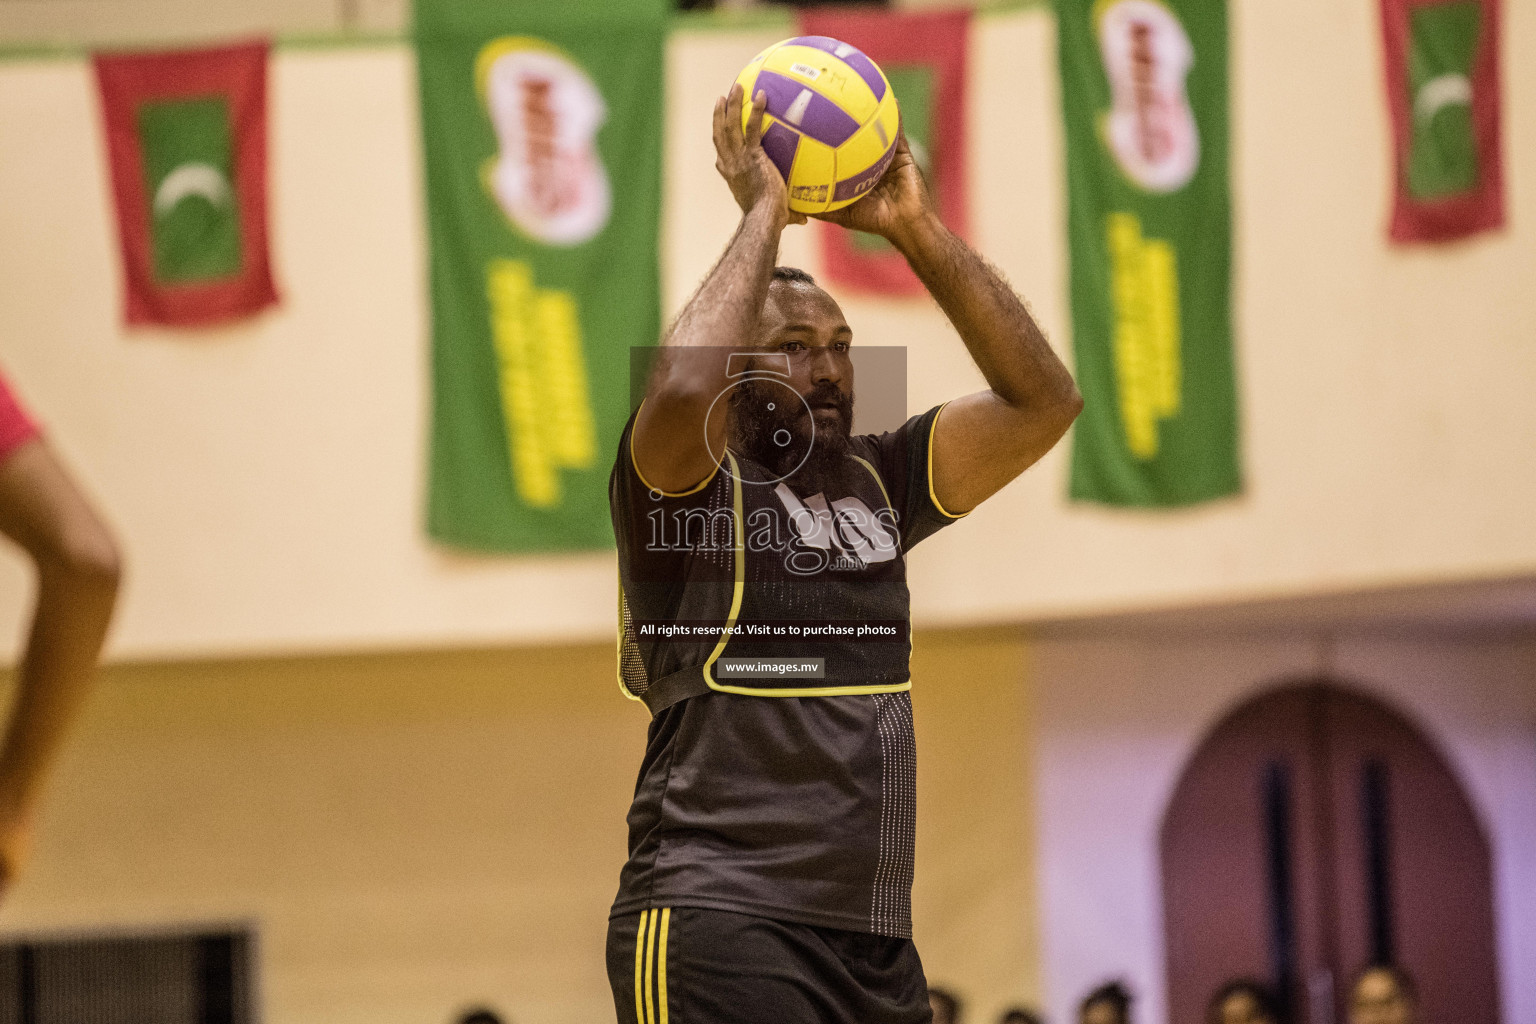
[605,84,1082,1024]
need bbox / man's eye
[834,341,850,353]
[780,341,804,353]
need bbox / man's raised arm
[632,85,805,495]
[820,135,1083,515]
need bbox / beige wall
[0,628,1039,1023]
[0,47,621,664]
[0,4,1532,661]
[911,628,1041,1021]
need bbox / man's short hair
[1081,981,1132,1024]
[1207,979,1280,1024]
[771,265,817,287]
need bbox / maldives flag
[94,41,278,326]
[798,9,969,296]
[1380,0,1503,242]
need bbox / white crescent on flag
[153,162,232,217]
[1415,72,1473,123]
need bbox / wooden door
[1160,682,1498,1024]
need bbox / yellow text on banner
[486,258,598,506]
[1106,211,1182,459]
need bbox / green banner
[1059,0,1240,506]
[1405,2,1480,198]
[417,0,665,550]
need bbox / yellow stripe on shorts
[634,910,648,1024]
[632,906,672,1024]
[658,907,671,1024]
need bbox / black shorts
[606,906,931,1024]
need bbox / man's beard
[729,378,855,496]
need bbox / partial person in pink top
[0,371,121,898]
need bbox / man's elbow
[1038,382,1083,438]
[647,348,731,413]
[650,375,718,412]
[991,385,1084,471]
[1060,383,1085,424]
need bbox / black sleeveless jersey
[609,404,965,937]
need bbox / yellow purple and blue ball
[733,37,901,214]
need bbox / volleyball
[734,36,901,215]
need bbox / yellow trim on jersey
[714,679,914,697]
[630,399,720,498]
[700,450,913,700]
[849,454,893,511]
[658,907,671,1024]
[633,910,648,1024]
[927,401,969,519]
[698,451,746,690]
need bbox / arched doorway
[1160,681,1499,1024]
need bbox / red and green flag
[94,41,278,327]
[1059,0,1240,506]
[417,0,665,551]
[1380,0,1503,242]
[798,9,969,297]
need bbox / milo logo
[831,143,897,203]
[476,37,612,246]
[1096,0,1200,193]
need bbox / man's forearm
[634,83,798,494]
[634,200,786,491]
[667,201,785,352]
[890,214,1079,414]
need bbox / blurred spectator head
[455,1009,505,1024]
[1207,980,1280,1024]
[1349,966,1417,1024]
[930,986,964,1024]
[1000,1007,1044,1024]
[1080,982,1133,1024]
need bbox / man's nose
[809,347,843,385]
